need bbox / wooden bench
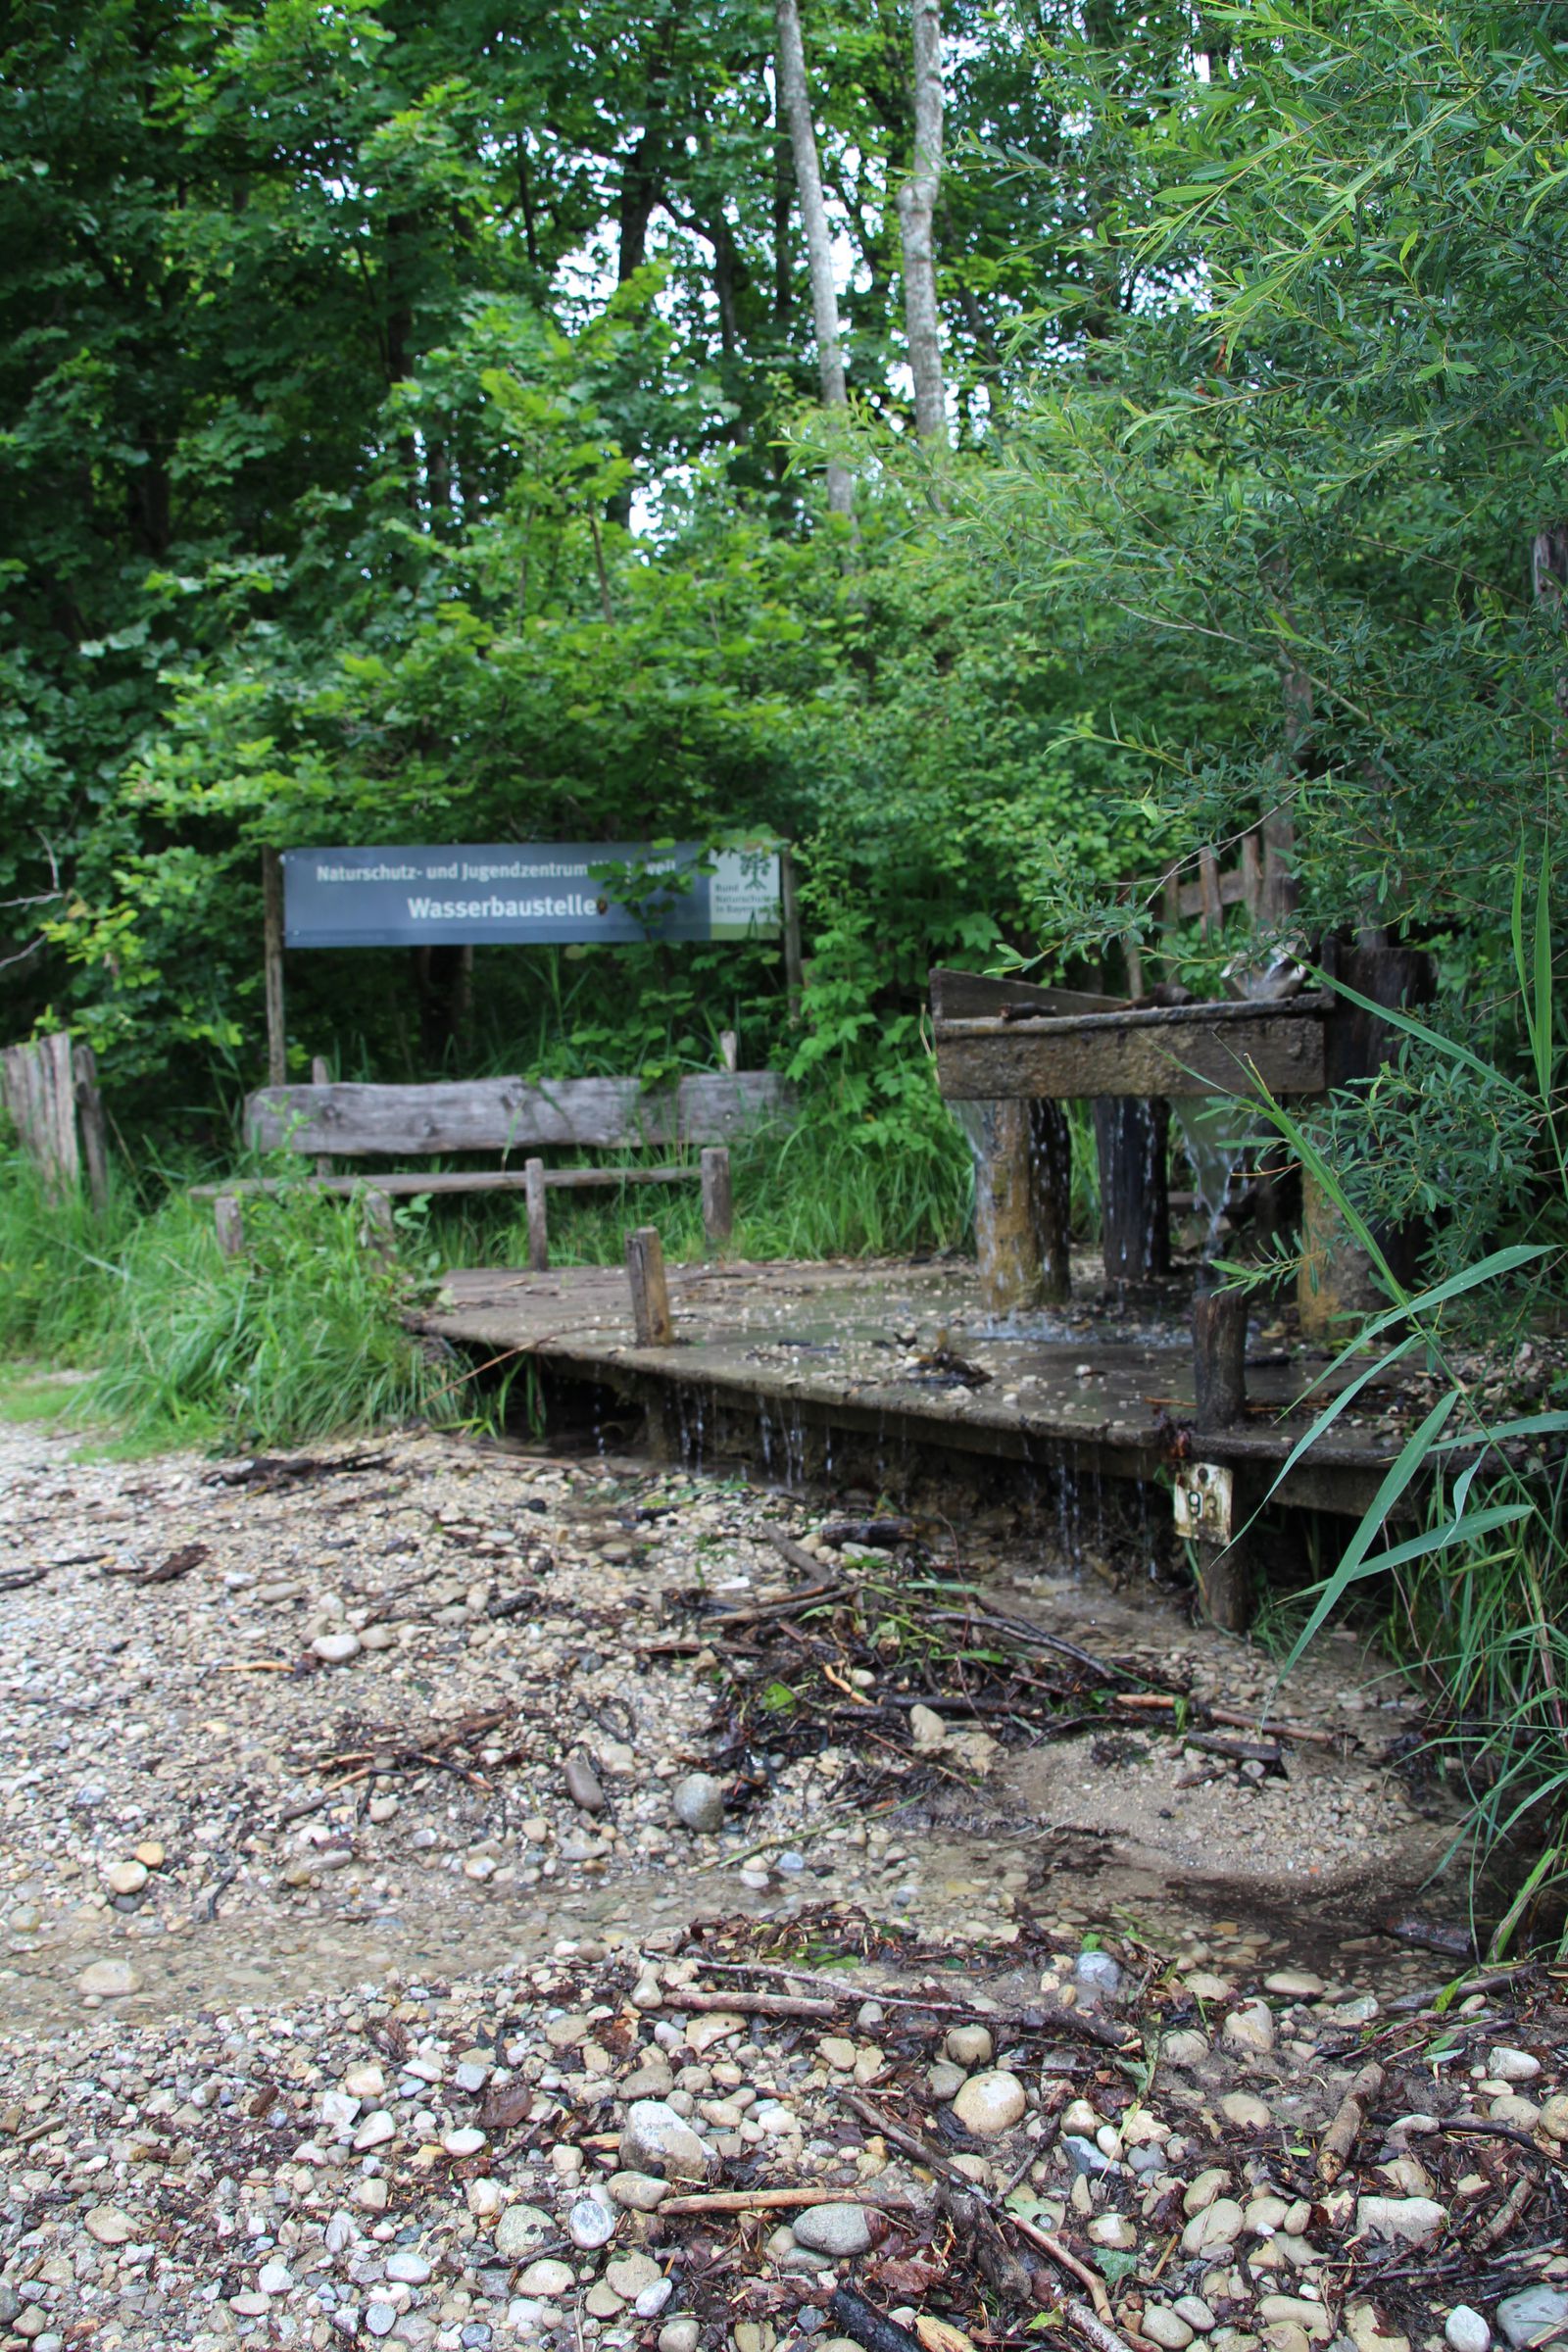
[192,1069,792,1267]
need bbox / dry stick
[1060,2296,1145,2352]
[665,1988,843,2024]
[1317,2060,1384,2185]
[658,2185,917,2217]
[1471,2171,1534,2254]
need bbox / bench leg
[214,1195,246,1261]
[361,1187,395,1264]
[700,1145,733,1250]
[524,1157,549,1271]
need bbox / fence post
[525,1157,550,1271]
[263,848,286,1088]
[73,1042,111,1216]
[626,1225,673,1345]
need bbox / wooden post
[1199,848,1224,937]
[1094,1097,1170,1283]
[0,1033,80,1200]
[1193,1285,1248,1427]
[525,1156,550,1271]
[214,1195,246,1260]
[72,1042,110,1217]
[1240,827,1262,921]
[701,1145,734,1249]
[779,845,804,1024]
[310,1055,332,1181]
[626,1224,673,1345]
[362,1187,395,1264]
[718,1028,739,1074]
[974,1099,1045,1314]
[262,848,286,1088]
[1196,1539,1250,1633]
[1028,1100,1072,1305]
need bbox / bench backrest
[245,1072,792,1158]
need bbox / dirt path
[2,1413,1564,2352]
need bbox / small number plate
[1173,1461,1233,1545]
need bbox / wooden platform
[415,1257,1404,1517]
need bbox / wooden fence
[1123,817,1297,996]
[0,1032,109,1212]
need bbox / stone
[818,2036,858,2072]
[1489,2094,1542,2131]
[606,2253,662,2302]
[793,2204,873,2258]
[345,2062,385,2097]
[619,2099,716,2181]
[567,2195,615,2249]
[1184,2169,1232,2217]
[564,1751,606,1813]
[1495,2288,1568,2351]
[1145,2312,1196,2350]
[1062,2135,1112,2177]
[105,1860,148,1896]
[1445,2310,1491,2352]
[672,1773,726,1834]
[952,2070,1026,2136]
[366,2308,397,2339]
[353,2111,396,2151]
[638,2279,675,2320]
[909,1703,948,1751]
[1220,2091,1273,2131]
[1182,2199,1244,2258]
[133,1839,165,1868]
[945,2025,994,2068]
[353,2177,389,2212]
[83,2206,135,2245]
[313,1631,363,1664]
[1488,2047,1541,2084]
[1224,2002,1276,2057]
[661,2325,701,2352]
[1538,2093,1568,2141]
[76,1958,138,1996]
[1088,2215,1137,2251]
[1174,2299,1216,2334]
[259,2260,295,2293]
[1257,2299,1331,2344]
[1183,1973,1235,2002]
[1162,2030,1209,2068]
[1263,1970,1325,1999]
[494,2205,556,2259]
[466,2180,504,2219]
[442,2127,485,2157]
[1355,2196,1446,2249]
[386,2252,432,2284]
[608,2171,670,2212]
[586,2282,624,2320]
[516,2261,574,2300]
[1075,1951,1122,2000]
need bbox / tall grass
[1245,851,1568,1951]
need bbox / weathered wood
[1240,829,1262,920]
[525,1157,549,1271]
[929,968,1124,1022]
[214,1195,246,1260]
[1193,1287,1249,1427]
[973,1099,1046,1313]
[310,1055,332,1179]
[1195,1537,1250,1633]
[718,1029,739,1074]
[361,1187,395,1262]
[1029,1100,1072,1304]
[626,1226,673,1346]
[1298,1172,1383,1341]
[73,1042,110,1217]
[263,848,286,1089]
[701,1145,734,1246]
[781,847,805,1022]
[935,996,1328,1101]
[245,1071,792,1155]
[191,1164,698,1200]
[1094,1098,1170,1281]
[1,1032,79,1198]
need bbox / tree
[897,0,946,449]
[773,0,854,514]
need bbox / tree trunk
[774,0,853,515]
[897,0,946,452]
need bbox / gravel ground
[2,1414,1565,2352]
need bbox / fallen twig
[658,2186,916,2216]
[1317,2059,1384,2184]
[669,1987,844,2023]
[827,2283,923,2352]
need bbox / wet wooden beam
[626,1226,673,1346]
[1193,1287,1249,1427]
[935,997,1328,1102]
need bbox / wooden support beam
[525,1156,549,1271]
[1195,1538,1251,1633]
[310,1055,332,1180]
[1193,1286,1248,1427]
[1094,1098,1170,1283]
[974,1100,1043,1314]
[934,997,1328,1102]
[214,1195,246,1261]
[73,1042,110,1218]
[626,1225,673,1345]
[262,848,286,1089]
[701,1145,734,1248]
[361,1187,395,1263]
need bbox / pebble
[606,2252,663,2301]
[564,1750,607,1813]
[952,2069,1026,2135]
[793,2203,873,2257]
[353,2109,396,2150]
[660,2324,701,2352]
[313,1630,362,1664]
[1264,1970,1325,1999]
[75,1958,138,1996]
[909,1703,948,1751]
[385,2250,432,2283]
[1488,2047,1541,2083]
[1162,2029,1210,2067]
[1495,2288,1568,2351]
[1223,2001,1276,2056]
[517,2260,575,2299]
[1539,2092,1568,2140]
[83,2206,135,2244]
[259,2260,295,2292]
[620,2098,717,2180]
[672,1772,726,1833]
[105,1859,148,1895]
[442,2126,486,2156]
[1220,2090,1272,2130]
[1074,1950,1122,2000]
[568,2194,616,2248]
[1445,2309,1491,2352]
[494,2204,556,2259]
[1355,2195,1446,2247]
[1174,2299,1216,2333]
[1182,2197,1244,2257]
[1145,2311,1196,2350]
[608,2171,670,2212]
[945,2024,994,2067]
